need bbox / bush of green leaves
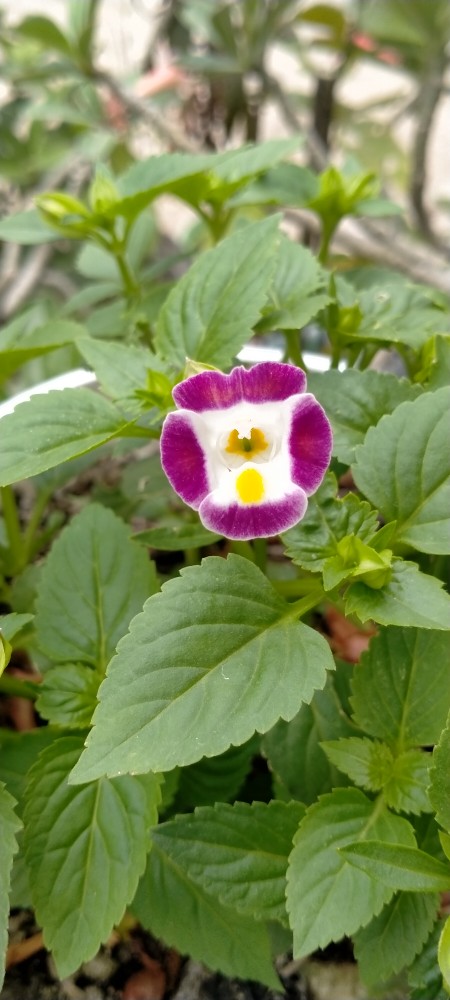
[0,114,449,1000]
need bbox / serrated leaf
[345,559,450,630]
[351,628,450,750]
[133,522,221,551]
[323,738,431,814]
[429,714,450,832]
[155,216,280,369]
[132,840,280,989]
[0,728,56,808]
[282,472,378,572]
[35,504,156,671]
[36,664,100,727]
[173,736,260,811]
[341,842,450,891]
[0,783,21,990]
[24,735,161,979]
[70,554,334,783]
[286,788,416,957]
[262,674,355,804]
[322,737,394,791]
[438,917,450,992]
[153,800,305,925]
[354,892,439,988]
[0,389,132,486]
[308,369,422,465]
[0,612,34,643]
[256,238,329,332]
[77,339,166,403]
[353,388,450,554]
[409,919,446,999]
[0,319,87,378]
[347,281,449,351]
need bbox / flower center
[236,468,265,504]
[225,427,268,457]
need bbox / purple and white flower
[160,361,332,541]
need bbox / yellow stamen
[236,468,265,504]
[226,427,268,456]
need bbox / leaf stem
[285,329,307,370]
[0,486,24,574]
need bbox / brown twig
[6,931,44,969]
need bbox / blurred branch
[287,209,450,296]
[0,245,52,320]
[410,50,449,253]
[94,69,200,153]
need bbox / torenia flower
[160,362,332,541]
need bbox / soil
[2,911,380,1000]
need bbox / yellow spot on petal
[236,468,265,504]
[226,427,268,456]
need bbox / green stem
[229,540,255,562]
[22,490,51,563]
[272,577,323,598]
[115,251,139,301]
[285,590,325,620]
[0,674,40,701]
[253,538,267,573]
[0,486,24,574]
[285,330,306,370]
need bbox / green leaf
[0,389,132,486]
[24,735,161,979]
[172,736,260,811]
[341,842,450,892]
[0,784,21,990]
[229,162,318,208]
[133,522,221,550]
[36,664,100,727]
[70,554,334,783]
[345,559,450,630]
[153,801,305,926]
[346,281,449,350]
[307,369,423,465]
[409,919,447,1000]
[286,788,416,957]
[429,714,450,832]
[256,238,329,332]
[35,504,156,670]
[202,139,300,204]
[116,152,216,219]
[16,14,72,55]
[262,675,355,804]
[438,917,450,992]
[0,728,56,808]
[77,338,165,404]
[282,472,378,572]
[0,612,34,643]
[353,388,450,554]
[0,319,87,378]
[154,216,280,369]
[132,840,279,989]
[323,739,431,814]
[0,209,60,244]
[354,892,439,988]
[351,628,450,749]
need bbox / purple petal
[289,394,333,495]
[160,412,210,510]
[173,362,306,412]
[198,489,308,540]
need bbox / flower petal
[199,489,307,541]
[173,362,306,412]
[160,412,210,510]
[289,394,333,495]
